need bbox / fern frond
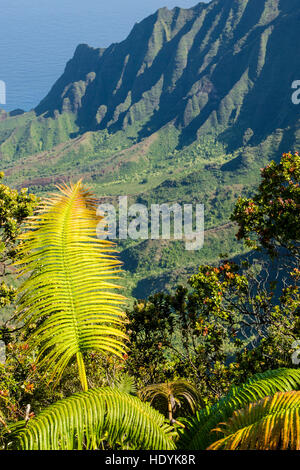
[208,391,300,450]
[6,388,177,450]
[113,374,137,395]
[179,368,300,449]
[15,181,128,390]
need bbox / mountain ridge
[1,0,300,298]
[35,0,300,150]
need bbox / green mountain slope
[1,0,300,298]
[35,0,300,147]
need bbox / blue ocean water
[0,0,208,111]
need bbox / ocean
[0,0,207,112]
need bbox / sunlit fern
[208,391,300,450]
[15,181,128,391]
[178,368,300,449]
[6,388,177,450]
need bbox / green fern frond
[6,388,177,450]
[112,374,137,395]
[179,368,300,449]
[15,181,128,390]
[208,391,300,450]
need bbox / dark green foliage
[124,152,300,406]
[232,152,300,257]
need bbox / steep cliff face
[1,0,300,298]
[35,0,300,148]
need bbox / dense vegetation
[0,0,299,450]
[0,152,299,450]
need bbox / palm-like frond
[179,368,300,449]
[208,391,300,450]
[6,388,177,450]
[140,380,200,422]
[16,181,128,390]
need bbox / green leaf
[208,391,300,450]
[6,388,177,450]
[15,181,128,390]
[178,368,300,449]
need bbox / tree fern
[179,368,300,449]
[208,391,300,450]
[15,181,128,391]
[140,380,200,424]
[6,388,177,450]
